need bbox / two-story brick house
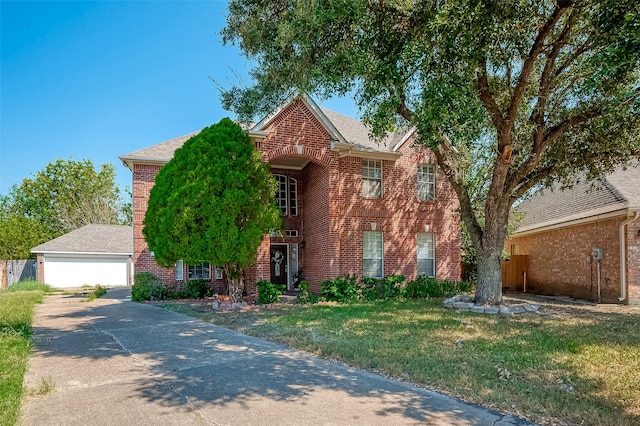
[119,95,461,296]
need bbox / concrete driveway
[21,287,531,425]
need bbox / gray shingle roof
[516,162,640,232]
[31,224,133,254]
[119,97,409,166]
[319,108,405,152]
[120,131,199,165]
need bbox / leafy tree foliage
[1,159,131,259]
[142,118,282,302]
[222,0,640,304]
[0,213,46,259]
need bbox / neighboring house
[507,163,640,304]
[31,224,133,288]
[119,95,461,296]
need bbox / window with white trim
[188,263,211,280]
[362,159,382,198]
[289,177,298,216]
[175,259,184,281]
[417,233,435,277]
[275,174,288,215]
[417,164,435,201]
[214,267,224,280]
[363,231,384,278]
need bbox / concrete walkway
[21,288,531,425]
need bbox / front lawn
[163,298,640,425]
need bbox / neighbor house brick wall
[625,218,640,303]
[507,216,628,303]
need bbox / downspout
[618,210,640,302]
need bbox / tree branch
[477,57,503,131]
[433,133,484,249]
[506,4,570,124]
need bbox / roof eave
[331,141,401,161]
[512,206,635,238]
[118,155,170,170]
[30,250,132,256]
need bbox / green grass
[163,299,640,425]
[0,289,45,426]
[84,285,107,302]
[6,280,54,293]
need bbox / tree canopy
[1,159,131,259]
[142,118,282,300]
[222,0,640,304]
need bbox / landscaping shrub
[180,279,211,299]
[320,275,360,302]
[403,277,429,298]
[360,277,379,301]
[380,275,405,300]
[296,280,317,304]
[256,280,285,304]
[361,275,405,301]
[131,272,163,302]
[404,276,474,299]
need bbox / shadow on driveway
[21,287,530,425]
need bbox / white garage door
[44,255,128,288]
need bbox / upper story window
[274,174,298,216]
[417,164,435,201]
[290,177,298,216]
[275,174,288,215]
[188,263,210,280]
[362,159,382,198]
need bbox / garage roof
[31,224,133,255]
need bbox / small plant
[319,275,360,303]
[131,272,163,302]
[256,280,285,304]
[85,285,107,301]
[296,280,317,304]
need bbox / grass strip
[0,289,45,426]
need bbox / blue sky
[1,0,357,196]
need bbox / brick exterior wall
[130,98,462,296]
[507,215,640,303]
[627,218,640,303]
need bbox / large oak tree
[222,0,640,304]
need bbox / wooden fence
[501,255,529,292]
[1,260,37,288]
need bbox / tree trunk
[474,248,503,305]
[225,264,245,303]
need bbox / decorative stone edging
[443,294,539,315]
[211,299,249,311]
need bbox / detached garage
[31,224,133,288]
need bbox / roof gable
[31,224,133,254]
